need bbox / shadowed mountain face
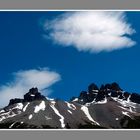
[1,83,140,129]
[8,88,46,106]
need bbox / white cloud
[0,68,61,107]
[44,11,136,53]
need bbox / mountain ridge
[1,82,140,129]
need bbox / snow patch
[51,101,56,104]
[65,102,76,110]
[122,111,131,117]
[115,118,119,120]
[29,114,33,120]
[111,96,137,111]
[67,110,72,114]
[127,95,131,102]
[34,101,46,113]
[129,107,135,113]
[45,116,52,120]
[72,98,78,102]
[23,102,30,112]
[85,98,107,106]
[81,106,99,125]
[0,116,6,122]
[95,98,107,104]
[50,102,65,128]
[118,105,136,113]
[16,103,23,109]
[46,97,54,101]
[85,99,96,106]
[0,111,17,122]
[0,110,5,113]
[92,90,99,93]
[9,122,17,128]
[12,103,23,110]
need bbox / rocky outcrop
[8,87,46,106]
[130,93,140,104]
[24,87,46,102]
[73,82,140,105]
[8,98,24,106]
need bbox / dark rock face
[118,92,124,99]
[8,88,46,106]
[130,93,140,104]
[76,82,123,103]
[8,98,24,106]
[79,90,97,103]
[104,82,122,91]
[74,82,140,105]
[104,84,112,90]
[110,91,119,97]
[100,84,105,90]
[95,92,105,102]
[88,83,99,94]
[110,82,122,91]
[24,87,46,102]
[79,91,88,103]
[87,93,96,102]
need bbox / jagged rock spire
[74,82,126,104]
[104,82,122,91]
[88,83,99,94]
[8,87,46,106]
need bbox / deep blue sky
[0,11,140,101]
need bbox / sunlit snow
[122,111,131,117]
[65,101,76,110]
[81,106,99,125]
[50,101,65,128]
[34,101,46,113]
[67,110,72,114]
[28,114,33,120]
[23,102,30,112]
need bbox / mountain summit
[8,88,46,106]
[0,83,140,129]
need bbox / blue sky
[0,11,140,106]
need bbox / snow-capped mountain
[0,82,140,129]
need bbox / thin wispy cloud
[44,11,136,53]
[0,68,61,107]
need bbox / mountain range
[0,82,140,129]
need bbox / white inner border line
[0,9,140,11]
[0,9,139,131]
[0,129,140,131]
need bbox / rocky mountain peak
[8,98,24,106]
[28,87,39,94]
[24,87,46,102]
[101,82,122,91]
[8,87,46,106]
[73,82,135,104]
[88,83,99,94]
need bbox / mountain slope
[1,83,140,129]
